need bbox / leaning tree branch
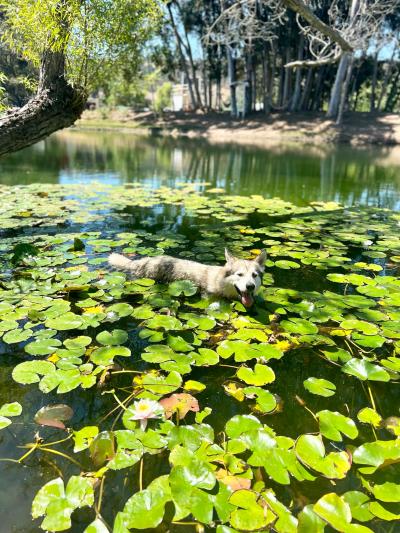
[0,50,86,157]
[285,52,341,68]
[0,0,87,157]
[281,0,353,52]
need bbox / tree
[0,0,160,156]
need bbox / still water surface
[1,130,400,532]
[1,129,400,208]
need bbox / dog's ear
[225,248,234,264]
[255,249,267,266]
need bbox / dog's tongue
[241,292,254,307]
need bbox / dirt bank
[75,109,400,147]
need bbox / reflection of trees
[1,130,400,209]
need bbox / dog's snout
[246,282,255,290]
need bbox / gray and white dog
[108,249,267,307]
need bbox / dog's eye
[252,272,258,278]
[237,272,243,277]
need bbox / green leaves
[11,243,39,265]
[12,360,55,384]
[229,490,275,530]
[316,410,358,441]
[281,317,318,335]
[32,476,94,531]
[342,358,390,382]
[4,184,400,533]
[295,435,351,479]
[237,363,275,386]
[313,493,367,532]
[0,402,22,430]
[117,476,171,530]
[96,329,128,345]
[304,377,336,397]
[45,312,84,331]
[168,280,198,296]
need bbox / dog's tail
[108,253,136,272]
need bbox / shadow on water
[0,129,400,208]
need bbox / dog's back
[108,253,222,293]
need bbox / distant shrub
[154,82,172,113]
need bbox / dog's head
[223,249,267,307]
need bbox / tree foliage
[1,0,161,90]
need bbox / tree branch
[281,0,353,52]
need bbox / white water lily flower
[362,239,373,248]
[129,399,164,430]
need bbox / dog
[108,249,267,307]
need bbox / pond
[1,129,400,208]
[1,130,400,533]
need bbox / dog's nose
[246,282,255,290]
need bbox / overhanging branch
[281,0,353,52]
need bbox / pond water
[1,129,400,208]
[1,130,400,533]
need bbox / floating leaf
[45,312,84,331]
[237,364,275,386]
[316,410,358,441]
[11,243,39,265]
[12,360,55,384]
[357,407,382,428]
[0,402,22,430]
[304,377,336,397]
[34,404,74,429]
[159,393,199,419]
[281,318,318,335]
[295,434,351,479]
[342,358,390,382]
[96,329,128,346]
[168,280,198,296]
[31,476,94,532]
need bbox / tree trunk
[0,49,85,157]
[227,47,237,117]
[262,50,271,115]
[336,55,354,125]
[167,4,197,110]
[244,51,253,117]
[216,75,222,111]
[282,48,292,108]
[311,67,324,111]
[176,1,203,109]
[384,69,400,113]
[290,36,304,111]
[327,52,350,119]
[370,51,379,112]
[385,69,400,112]
[299,68,313,111]
[377,49,396,111]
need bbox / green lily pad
[237,364,275,386]
[316,410,358,441]
[46,312,84,331]
[96,329,128,346]
[168,280,198,296]
[342,358,390,382]
[304,377,336,397]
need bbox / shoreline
[73,110,400,147]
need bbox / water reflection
[0,129,400,208]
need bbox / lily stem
[18,442,39,463]
[139,456,144,492]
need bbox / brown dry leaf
[34,404,74,429]
[216,469,251,491]
[159,393,199,420]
